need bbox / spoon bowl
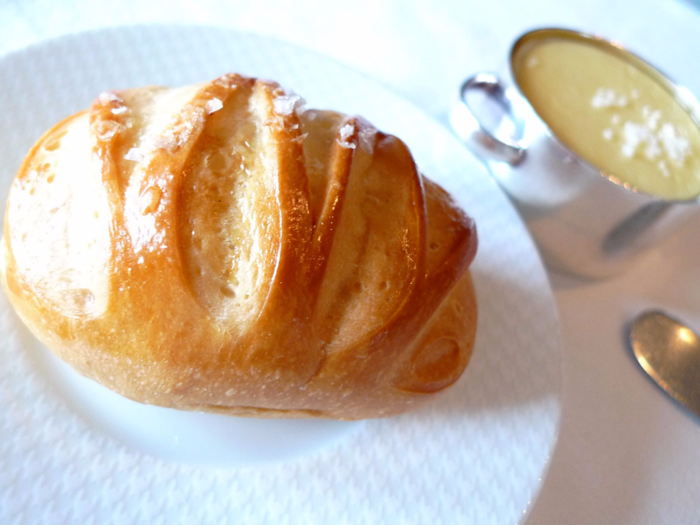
[629,310,700,419]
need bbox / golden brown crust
[1,74,478,420]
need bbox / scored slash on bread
[2,73,477,420]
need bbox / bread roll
[1,73,477,420]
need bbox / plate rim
[0,23,563,525]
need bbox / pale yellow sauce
[514,38,700,200]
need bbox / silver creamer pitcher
[451,28,700,278]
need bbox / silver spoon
[629,310,700,418]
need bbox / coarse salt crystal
[644,137,661,160]
[591,87,628,108]
[591,88,616,108]
[602,128,613,141]
[273,94,301,116]
[98,92,122,104]
[338,123,356,149]
[124,147,144,162]
[658,160,670,177]
[621,144,635,158]
[645,110,662,131]
[292,133,308,144]
[622,121,647,157]
[339,123,354,141]
[205,98,223,114]
[658,122,690,163]
[617,114,689,166]
[111,106,127,115]
[621,121,662,160]
[154,134,177,152]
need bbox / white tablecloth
[3,1,700,523]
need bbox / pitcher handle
[451,73,527,166]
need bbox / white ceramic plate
[0,26,561,525]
